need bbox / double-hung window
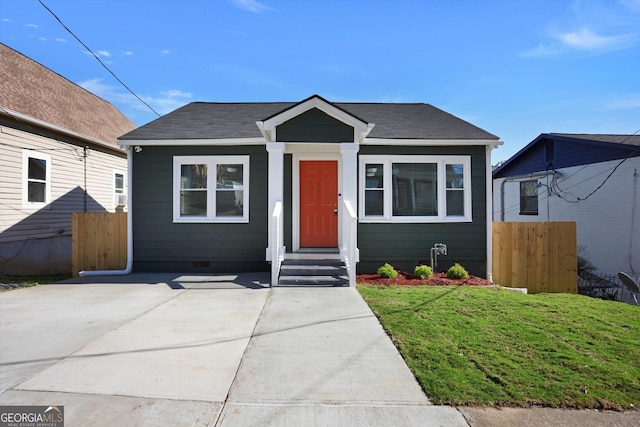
[173,156,249,222]
[114,170,126,209]
[359,155,472,222]
[519,180,538,215]
[22,150,51,208]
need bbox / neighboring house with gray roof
[492,133,640,277]
[0,43,136,275]
[119,94,501,285]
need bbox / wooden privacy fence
[72,212,127,277]
[492,221,577,294]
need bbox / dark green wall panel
[131,143,490,276]
[356,145,488,277]
[132,145,268,272]
[277,108,353,142]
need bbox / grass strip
[357,284,640,409]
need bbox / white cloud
[78,78,192,116]
[520,43,560,58]
[230,0,270,13]
[2,18,14,23]
[123,50,133,56]
[55,38,67,43]
[96,50,111,58]
[556,27,629,50]
[605,93,640,109]
[522,1,640,57]
[161,49,172,55]
[25,23,39,29]
[79,78,119,99]
[143,90,193,115]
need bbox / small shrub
[414,265,433,279]
[377,263,398,279]
[446,263,469,279]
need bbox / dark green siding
[356,145,488,277]
[277,108,354,142]
[132,145,269,273]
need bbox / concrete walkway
[218,287,464,426]
[1,273,638,426]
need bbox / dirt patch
[357,271,494,287]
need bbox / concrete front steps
[278,252,349,287]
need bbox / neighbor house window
[22,150,51,207]
[359,155,471,222]
[114,170,126,209]
[173,156,249,222]
[520,180,538,215]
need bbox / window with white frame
[173,156,249,222]
[22,150,51,207]
[359,155,472,222]
[114,170,126,208]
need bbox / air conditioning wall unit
[116,194,127,206]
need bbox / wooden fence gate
[492,221,577,293]
[72,212,127,277]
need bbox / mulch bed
[357,271,494,286]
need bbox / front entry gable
[277,108,354,143]
[256,94,374,143]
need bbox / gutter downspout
[79,146,133,276]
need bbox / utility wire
[549,130,640,203]
[495,132,640,214]
[38,0,161,117]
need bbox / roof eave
[364,138,503,147]
[1,107,125,154]
[118,137,266,146]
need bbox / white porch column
[340,143,359,209]
[266,142,285,261]
[340,143,359,266]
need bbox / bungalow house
[118,95,501,285]
[492,133,640,277]
[0,43,136,275]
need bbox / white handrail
[271,201,284,287]
[341,199,358,287]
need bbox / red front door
[300,161,338,247]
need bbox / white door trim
[292,153,341,251]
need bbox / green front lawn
[358,284,640,409]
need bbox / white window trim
[113,169,127,210]
[173,155,249,223]
[22,150,51,209]
[358,155,472,223]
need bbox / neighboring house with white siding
[492,133,640,277]
[0,43,136,275]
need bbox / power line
[549,130,640,203]
[495,132,640,215]
[38,0,161,117]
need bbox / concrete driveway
[0,273,464,426]
[0,273,271,425]
[2,273,638,427]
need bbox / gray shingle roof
[120,100,499,141]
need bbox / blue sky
[1,0,639,163]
